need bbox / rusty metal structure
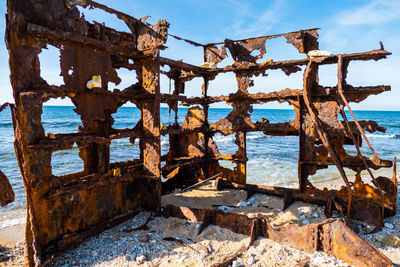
[2,0,398,266]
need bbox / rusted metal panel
[224,37,267,63]
[204,45,227,65]
[284,29,319,53]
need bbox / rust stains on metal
[4,0,397,266]
[224,37,267,63]
[204,45,227,65]
[284,29,319,53]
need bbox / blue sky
[0,0,399,110]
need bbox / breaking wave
[0,122,13,127]
[0,217,25,229]
[366,134,398,139]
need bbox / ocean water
[0,106,399,228]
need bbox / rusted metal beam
[159,50,391,75]
[160,57,208,75]
[166,85,390,105]
[164,205,393,267]
[216,179,394,225]
[27,23,143,58]
[168,34,205,47]
[212,50,391,73]
[159,119,385,139]
[27,126,143,150]
[205,28,320,46]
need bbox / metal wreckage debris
[1,0,398,266]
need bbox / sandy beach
[0,224,24,249]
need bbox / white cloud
[224,0,292,38]
[338,0,400,26]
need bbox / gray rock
[138,235,150,242]
[237,200,247,207]
[218,206,233,213]
[332,211,340,218]
[375,233,400,247]
[232,260,244,267]
[136,254,146,264]
[247,256,255,265]
[251,200,259,207]
[384,222,394,229]
[361,224,376,234]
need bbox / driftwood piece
[162,237,200,254]
[182,172,222,192]
[209,246,247,267]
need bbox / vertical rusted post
[298,95,308,192]
[139,55,162,214]
[202,76,210,179]
[235,132,247,184]
[6,2,52,264]
[232,71,252,184]
[139,56,161,178]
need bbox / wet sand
[0,224,24,248]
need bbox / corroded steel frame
[3,0,397,266]
[5,0,167,265]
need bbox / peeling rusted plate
[204,45,227,64]
[267,221,319,253]
[320,219,392,267]
[224,37,267,62]
[284,29,319,53]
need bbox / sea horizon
[41,104,400,112]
